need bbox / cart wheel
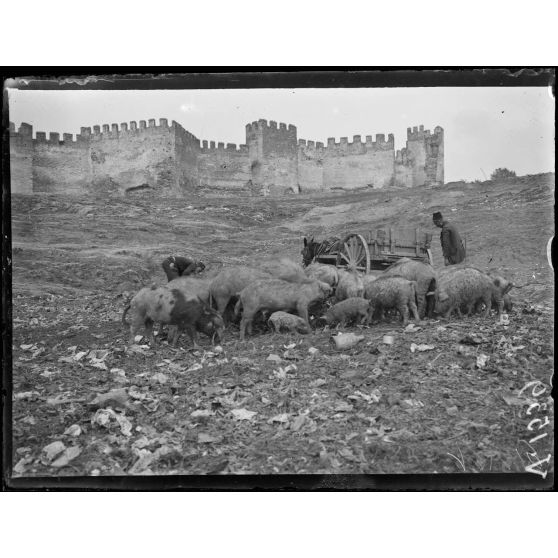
[426,249,434,266]
[336,234,370,273]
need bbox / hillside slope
[8,173,554,479]
[11,173,554,302]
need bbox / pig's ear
[303,237,307,247]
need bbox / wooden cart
[314,228,433,273]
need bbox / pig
[122,285,225,348]
[424,277,438,318]
[260,258,311,284]
[435,268,507,320]
[383,258,437,319]
[360,273,386,318]
[436,263,492,283]
[475,292,513,314]
[335,269,364,302]
[323,297,372,327]
[167,276,211,303]
[363,276,420,326]
[435,265,479,317]
[209,266,273,318]
[473,275,514,314]
[361,272,382,290]
[165,276,212,339]
[437,268,513,316]
[304,262,339,288]
[235,278,332,340]
[267,311,311,334]
[502,293,513,312]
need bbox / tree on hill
[491,168,517,180]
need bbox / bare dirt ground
[9,173,554,478]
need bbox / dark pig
[424,277,437,318]
[123,286,224,348]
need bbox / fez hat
[433,211,443,221]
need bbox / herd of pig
[122,255,514,349]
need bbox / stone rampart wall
[9,117,444,195]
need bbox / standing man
[433,212,466,266]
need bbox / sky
[8,87,554,182]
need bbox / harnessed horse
[301,236,341,267]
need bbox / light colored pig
[267,311,311,334]
[235,278,332,340]
[364,276,420,326]
[335,269,364,302]
[323,297,371,327]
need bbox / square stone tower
[404,125,444,187]
[245,119,298,194]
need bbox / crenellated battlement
[298,131,394,157]
[406,124,444,142]
[397,124,444,187]
[9,122,33,140]
[14,122,33,138]
[245,119,297,135]
[9,121,87,146]
[87,117,175,140]
[200,140,248,154]
[9,117,179,146]
[297,138,325,155]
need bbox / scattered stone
[63,424,82,437]
[476,354,490,369]
[41,441,66,464]
[410,343,435,353]
[331,332,365,350]
[266,354,283,363]
[191,409,214,418]
[230,409,257,421]
[51,446,82,468]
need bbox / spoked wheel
[336,234,370,273]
